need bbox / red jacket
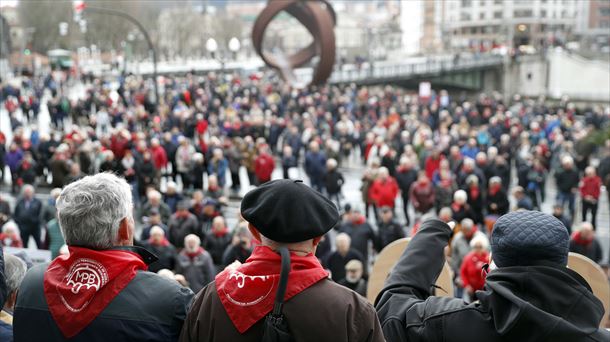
[580,175,601,200]
[254,153,275,183]
[425,155,444,180]
[370,177,399,208]
[460,250,489,292]
[151,145,168,169]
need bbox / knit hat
[490,210,569,267]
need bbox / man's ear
[312,236,322,247]
[118,217,134,246]
[248,223,261,242]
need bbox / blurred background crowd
[0,69,608,300]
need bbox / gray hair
[4,253,27,295]
[57,173,133,249]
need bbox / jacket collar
[109,246,159,265]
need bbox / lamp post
[206,37,241,74]
[228,37,241,60]
[78,4,159,111]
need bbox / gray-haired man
[0,253,27,341]
[14,173,194,341]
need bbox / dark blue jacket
[0,244,6,309]
[14,247,194,341]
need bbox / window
[494,0,502,4]
[514,9,533,18]
[600,8,610,17]
[480,12,485,19]
[461,12,472,21]
[462,0,472,7]
[494,11,502,19]
[541,10,547,18]
[480,0,486,6]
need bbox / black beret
[491,210,569,267]
[240,179,339,243]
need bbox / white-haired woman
[460,234,490,303]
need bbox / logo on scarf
[65,259,108,295]
[222,270,274,307]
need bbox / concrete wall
[516,55,548,98]
[547,50,610,102]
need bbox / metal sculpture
[252,0,336,86]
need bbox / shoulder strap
[272,247,291,316]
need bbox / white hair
[327,158,338,169]
[50,188,62,199]
[56,173,133,250]
[378,167,389,177]
[150,226,165,237]
[469,234,490,250]
[184,234,201,247]
[4,253,27,295]
[2,221,19,235]
[335,232,351,246]
[454,189,468,203]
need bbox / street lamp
[206,38,218,59]
[228,37,240,59]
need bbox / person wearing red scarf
[460,235,490,302]
[409,172,436,215]
[579,166,602,230]
[13,173,193,341]
[175,234,216,294]
[254,145,275,185]
[204,216,232,269]
[465,175,484,224]
[569,222,603,264]
[180,179,384,342]
[486,176,509,216]
[143,226,177,273]
[369,166,400,210]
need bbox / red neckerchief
[148,236,170,247]
[215,245,328,333]
[43,246,147,338]
[351,214,366,225]
[213,227,229,238]
[572,231,592,246]
[470,185,480,200]
[489,184,501,196]
[185,247,205,259]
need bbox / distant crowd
[1,70,609,299]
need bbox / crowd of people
[0,69,609,305]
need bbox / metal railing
[328,54,505,84]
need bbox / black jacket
[375,220,609,342]
[395,168,418,197]
[324,169,345,195]
[13,197,42,232]
[0,244,6,309]
[377,220,405,250]
[14,247,194,342]
[555,168,580,193]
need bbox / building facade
[442,0,580,51]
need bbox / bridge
[326,54,505,90]
[108,49,609,102]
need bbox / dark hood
[477,265,608,341]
